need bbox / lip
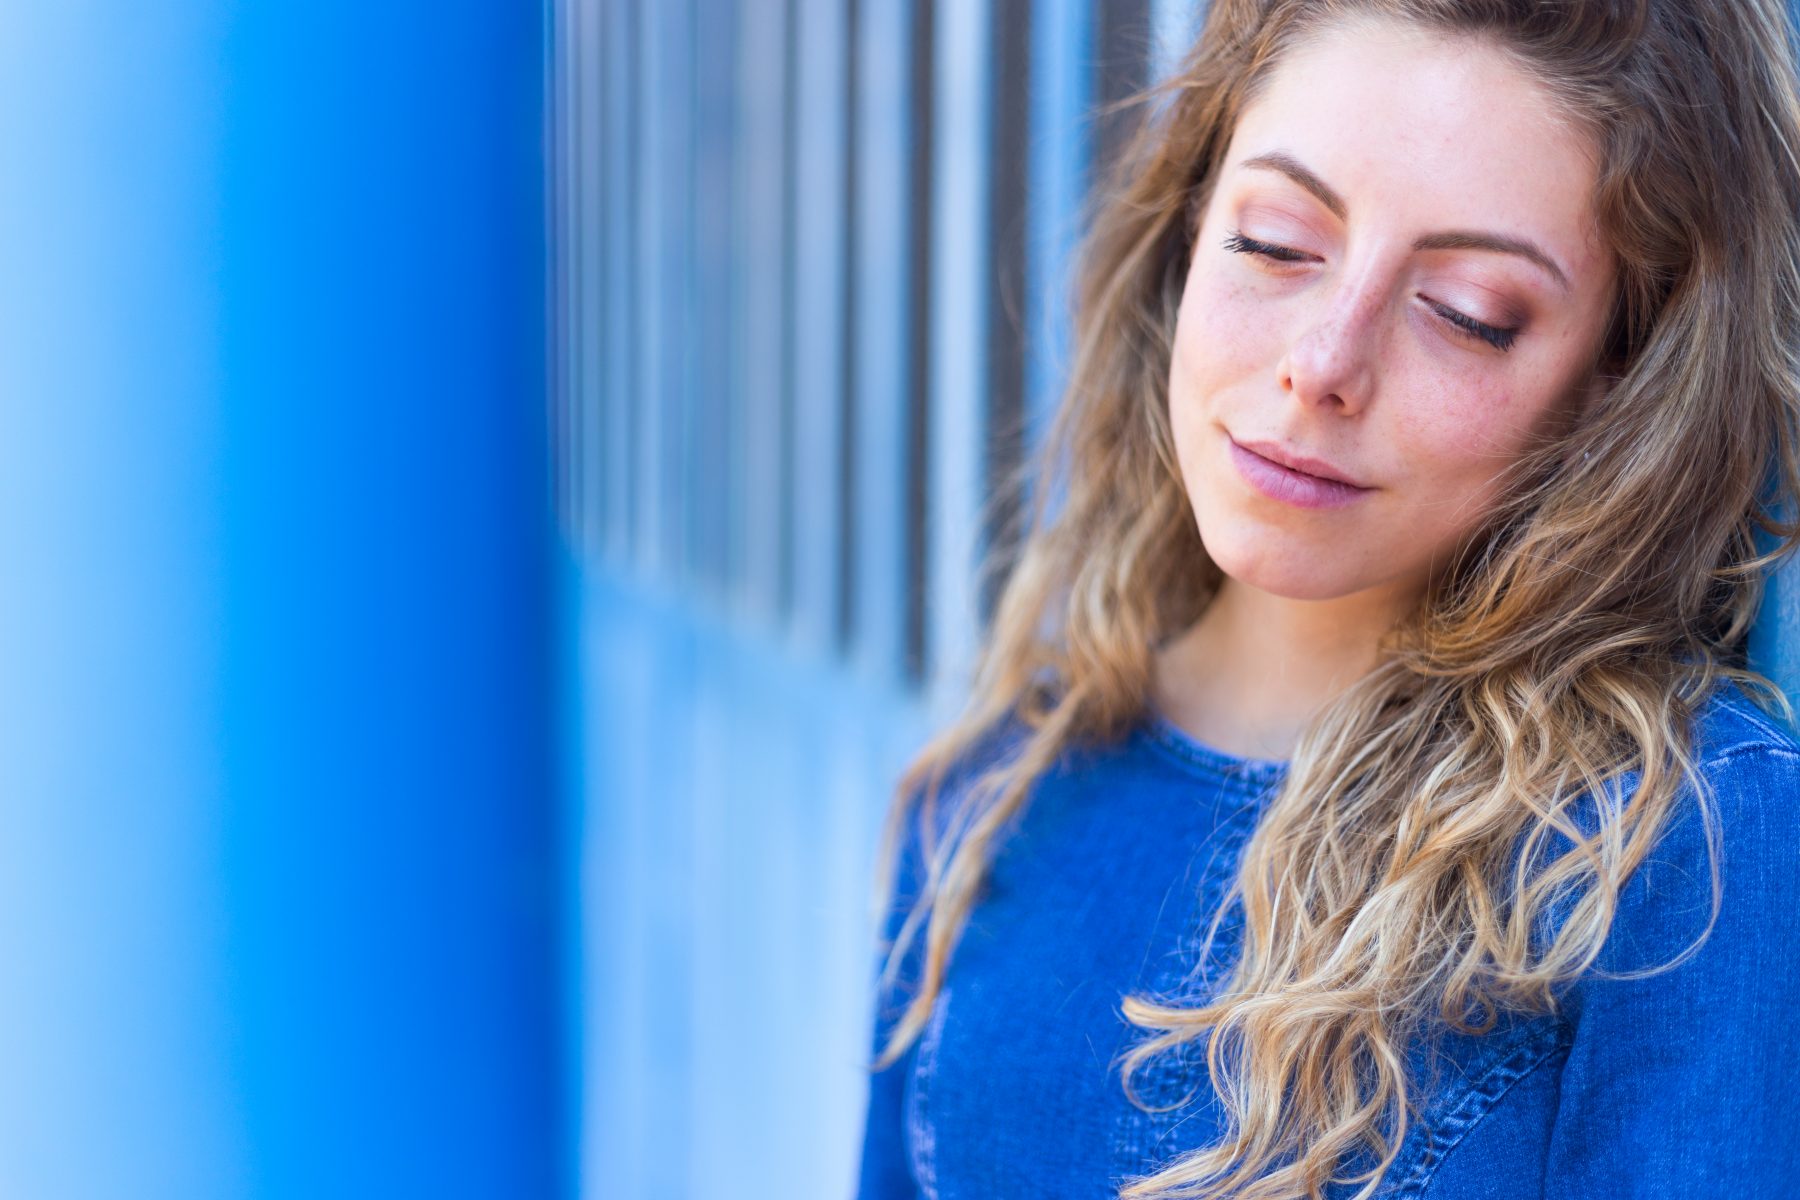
[1228,435,1375,510]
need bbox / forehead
[1223,18,1609,278]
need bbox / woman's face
[1170,19,1617,605]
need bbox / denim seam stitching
[1703,691,1800,756]
[1697,740,1800,774]
[905,986,951,1200]
[1386,1019,1573,1198]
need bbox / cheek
[1179,269,1278,376]
[1395,372,1538,518]
[1169,265,1282,431]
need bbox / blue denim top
[855,679,1800,1199]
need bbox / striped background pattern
[551,0,1203,690]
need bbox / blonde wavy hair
[870,0,1800,1197]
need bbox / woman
[857,1,1800,1198]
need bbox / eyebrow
[1238,150,1572,293]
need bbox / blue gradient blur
[0,5,561,1198]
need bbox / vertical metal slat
[602,0,641,566]
[787,0,852,655]
[922,0,993,708]
[847,0,916,683]
[735,0,795,626]
[692,0,740,603]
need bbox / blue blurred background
[3,1,1797,1198]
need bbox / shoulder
[1531,680,1800,1192]
[1642,676,1800,882]
[884,708,1040,882]
[1676,679,1800,871]
[1688,676,1800,768]
[897,694,1155,828]
[897,708,1036,828]
[1583,677,1800,838]
[884,700,1169,905]
[1577,677,1800,987]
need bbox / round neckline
[1140,709,1290,789]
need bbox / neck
[1151,575,1415,761]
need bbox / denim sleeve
[1542,744,1800,1198]
[853,798,928,1200]
[854,990,921,1200]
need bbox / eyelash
[1221,229,1521,352]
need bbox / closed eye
[1222,228,1521,353]
[1222,230,1314,263]
[1421,297,1519,352]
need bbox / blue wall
[0,5,562,1197]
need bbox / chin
[1201,530,1370,602]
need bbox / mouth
[1227,435,1375,511]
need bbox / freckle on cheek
[1420,377,1517,453]
[1194,293,1269,367]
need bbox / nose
[1276,278,1381,416]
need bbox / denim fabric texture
[854,679,1800,1199]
